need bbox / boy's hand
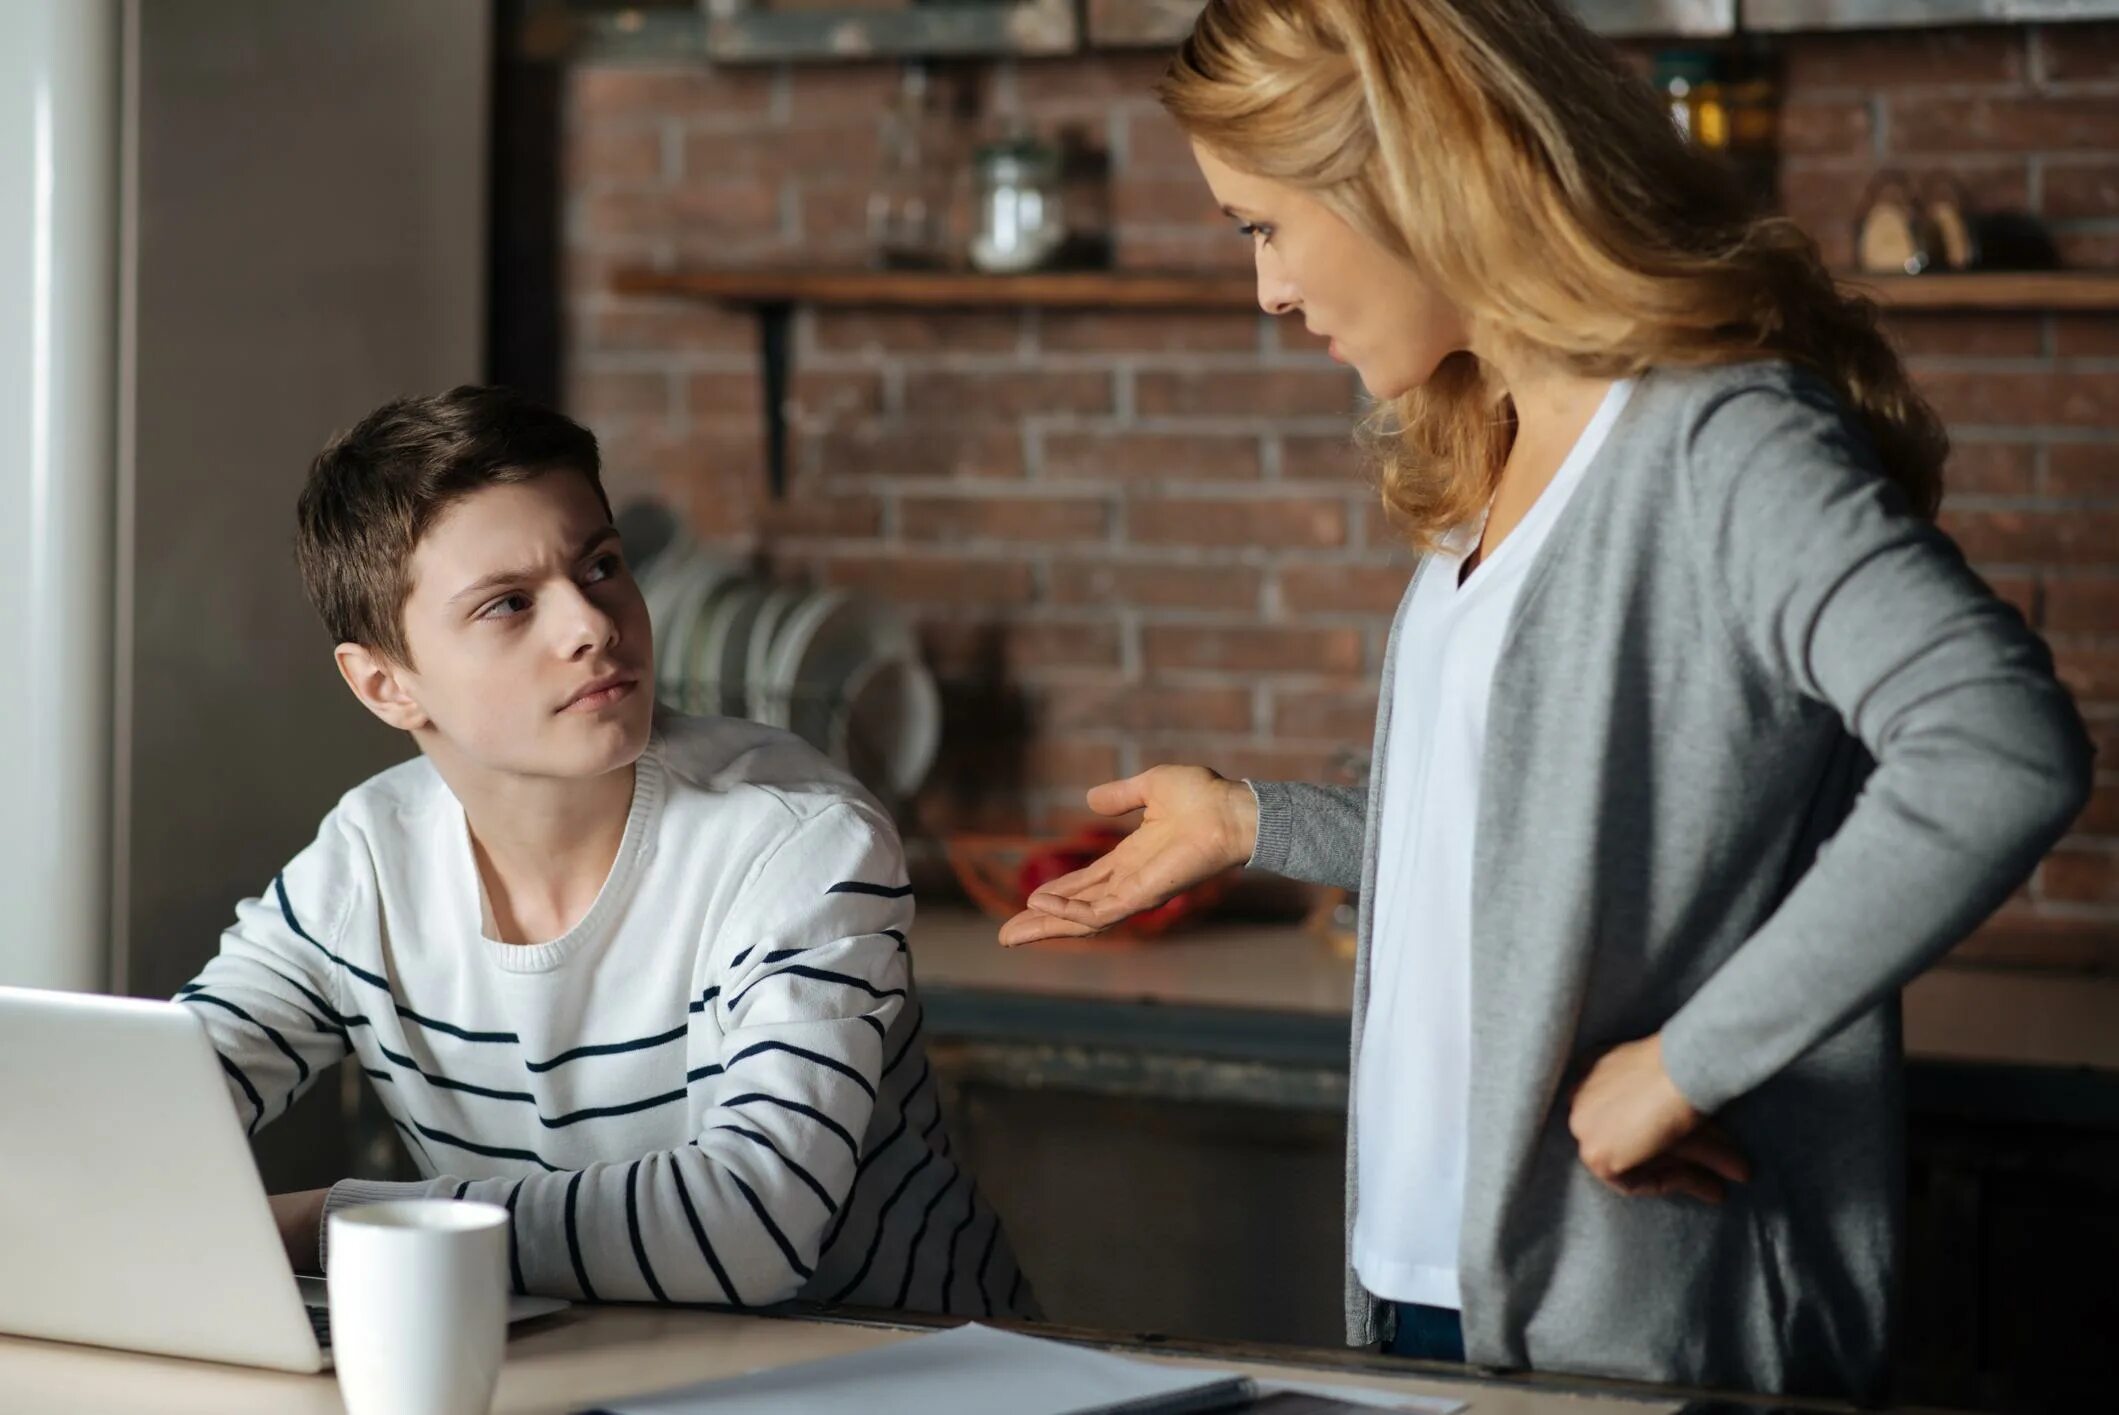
[269,1187,332,1273]
[1568,1034,1750,1204]
[998,765,1258,947]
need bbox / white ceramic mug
[327,1199,510,1415]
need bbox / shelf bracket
[757,299,792,500]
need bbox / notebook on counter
[581,1323,1464,1415]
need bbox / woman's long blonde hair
[1157,0,1946,551]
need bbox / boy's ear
[333,643,431,732]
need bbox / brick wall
[559,24,2119,960]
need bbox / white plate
[765,587,852,734]
[783,598,935,797]
[655,556,736,705]
[704,582,772,718]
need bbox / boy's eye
[583,553,622,583]
[481,592,531,620]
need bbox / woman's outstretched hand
[998,765,1259,947]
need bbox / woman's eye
[1238,221,1274,245]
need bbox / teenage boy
[175,386,1030,1316]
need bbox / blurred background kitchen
[2,2,2116,1410]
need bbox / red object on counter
[946,828,1235,939]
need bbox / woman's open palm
[998,765,1257,947]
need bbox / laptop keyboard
[305,1303,333,1349]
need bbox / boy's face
[340,471,654,783]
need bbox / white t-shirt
[1352,380,1635,1309]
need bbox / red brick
[903,370,1113,418]
[2092,716,2119,766]
[1134,739,1352,784]
[1781,28,2026,91]
[1890,95,2119,154]
[1042,431,1262,481]
[809,309,1022,355]
[1037,310,1260,354]
[1047,561,1263,611]
[1116,228,1255,273]
[1982,573,2041,624]
[805,553,1038,607]
[572,367,671,421]
[790,181,879,259]
[1013,53,1172,110]
[813,421,1026,481]
[2078,779,2119,838]
[1128,497,1349,549]
[2054,642,2119,701]
[580,182,783,244]
[1113,175,1226,228]
[686,369,766,417]
[783,65,903,121]
[1142,624,1364,675]
[754,493,885,541]
[1018,739,1127,790]
[1136,369,1359,418]
[1945,442,2038,497]
[902,495,1110,543]
[1035,685,1254,735]
[685,122,880,181]
[1272,689,1379,742]
[1778,99,1874,158]
[1123,108,1199,174]
[786,369,885,425]
[2056,231,2119,269]
[2043,160,2119,222]
[1915,369,2119,430]
[1885,313,2045,360]
[1280,564,1412,616]
[2038,22,2119,82]
[1282,435,1370,483]
[1951,913,2119,971]
[564,126,668,187]
[578,298,756,355]
[2045,578,2119,634]
[1942,507,2119,565]
[2049,445,2119,499]
[919,620,1124,678]
[569,65,777,126]
[2053,315,2119,359]
[2041,847,2119,904]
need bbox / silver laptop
[0,985,567,1373]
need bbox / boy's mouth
[560,672,639,713]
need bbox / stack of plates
[624,508,940,803]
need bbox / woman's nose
[1256,257,1298,317]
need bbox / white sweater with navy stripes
[177,713,1031,1318]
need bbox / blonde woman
[1000,0,2092,1400]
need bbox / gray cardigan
[1248,360,2091,1400]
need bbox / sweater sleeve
[325,800,911,1307]
[1246,780,1367,891]
[174,815,358,1138]
[1659,374,2094,1115]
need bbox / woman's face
[1192,141,1470,400]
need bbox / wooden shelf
[615,266,2119,314]
[610,267,1259,310]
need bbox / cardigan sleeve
[1659,372,2092,1115]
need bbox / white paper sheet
[590,1324,1463,1415]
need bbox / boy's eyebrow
[447,524,620,606]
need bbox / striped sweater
[176,712,1031,1318]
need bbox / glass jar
[968,129,1065,275]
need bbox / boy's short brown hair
[296,385,611,663]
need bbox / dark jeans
[1386,1302,1466,1363]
